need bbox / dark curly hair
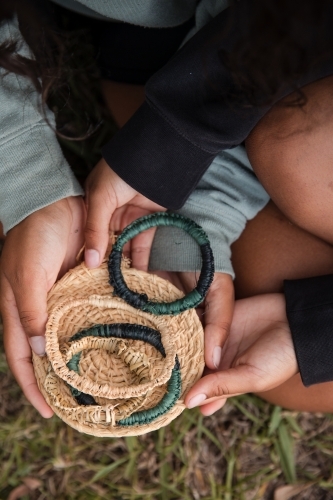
[0,0,54,93]
[0,0,105,143]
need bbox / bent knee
[246,74,333,164]
[245,75,333,243]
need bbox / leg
[101,80,145,128]
[231,75,333,412]
[232,201,333,298]
[246,75,333,244]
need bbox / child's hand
[84,159,165,270]
[185,293,298,415]
[0,196,85,417]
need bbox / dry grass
[1,320,333,500]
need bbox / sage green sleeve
[149,146,270,277]
[0,19,83,234]
[51,0,197,27]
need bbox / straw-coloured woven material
[33,258,205,437]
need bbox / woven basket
[32,214,212,437]
[33,213,213,437]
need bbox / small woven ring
[108,212,215,315]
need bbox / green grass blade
[268,406,282,436]
[275,423,296,483]
[90,457,128,483]
[232,399,261,425]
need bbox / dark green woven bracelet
[108,212,214,315]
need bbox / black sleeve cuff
[284,274,333,386]
[102,101,215,209]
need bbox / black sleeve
[284,275,333,387]
[102,0,333,209]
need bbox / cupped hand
[0,196,85,417]
[185,293,298,416]
[84,159,165,271]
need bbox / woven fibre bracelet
[108,212,215,315]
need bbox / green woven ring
[108,212,215,315]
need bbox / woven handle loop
[108,212,214,315]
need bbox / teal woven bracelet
[108,212,215,315]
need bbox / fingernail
[213,346,222,369]
[85,249,100,268]
[187,393,207,409]
[29,336,46,356]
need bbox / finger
[203,273,234,370]
[131,227,157,271]
[5,264,48,353]
[1,274,53,417]
[85,193,115,268]
[121,240,132,261]
[199,398,227,416]
[110,205,158,271]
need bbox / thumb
[84,160,137,268]
[185,364,266,409]
[9,269,48,355]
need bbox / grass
[1,317,333,500]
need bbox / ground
[1,315,333,500]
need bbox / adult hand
[185,293,298,416]
[0,196,85,417]
[84,159,165,270]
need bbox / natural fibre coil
[33,213,213,437]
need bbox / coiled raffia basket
[33,213,214,437]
